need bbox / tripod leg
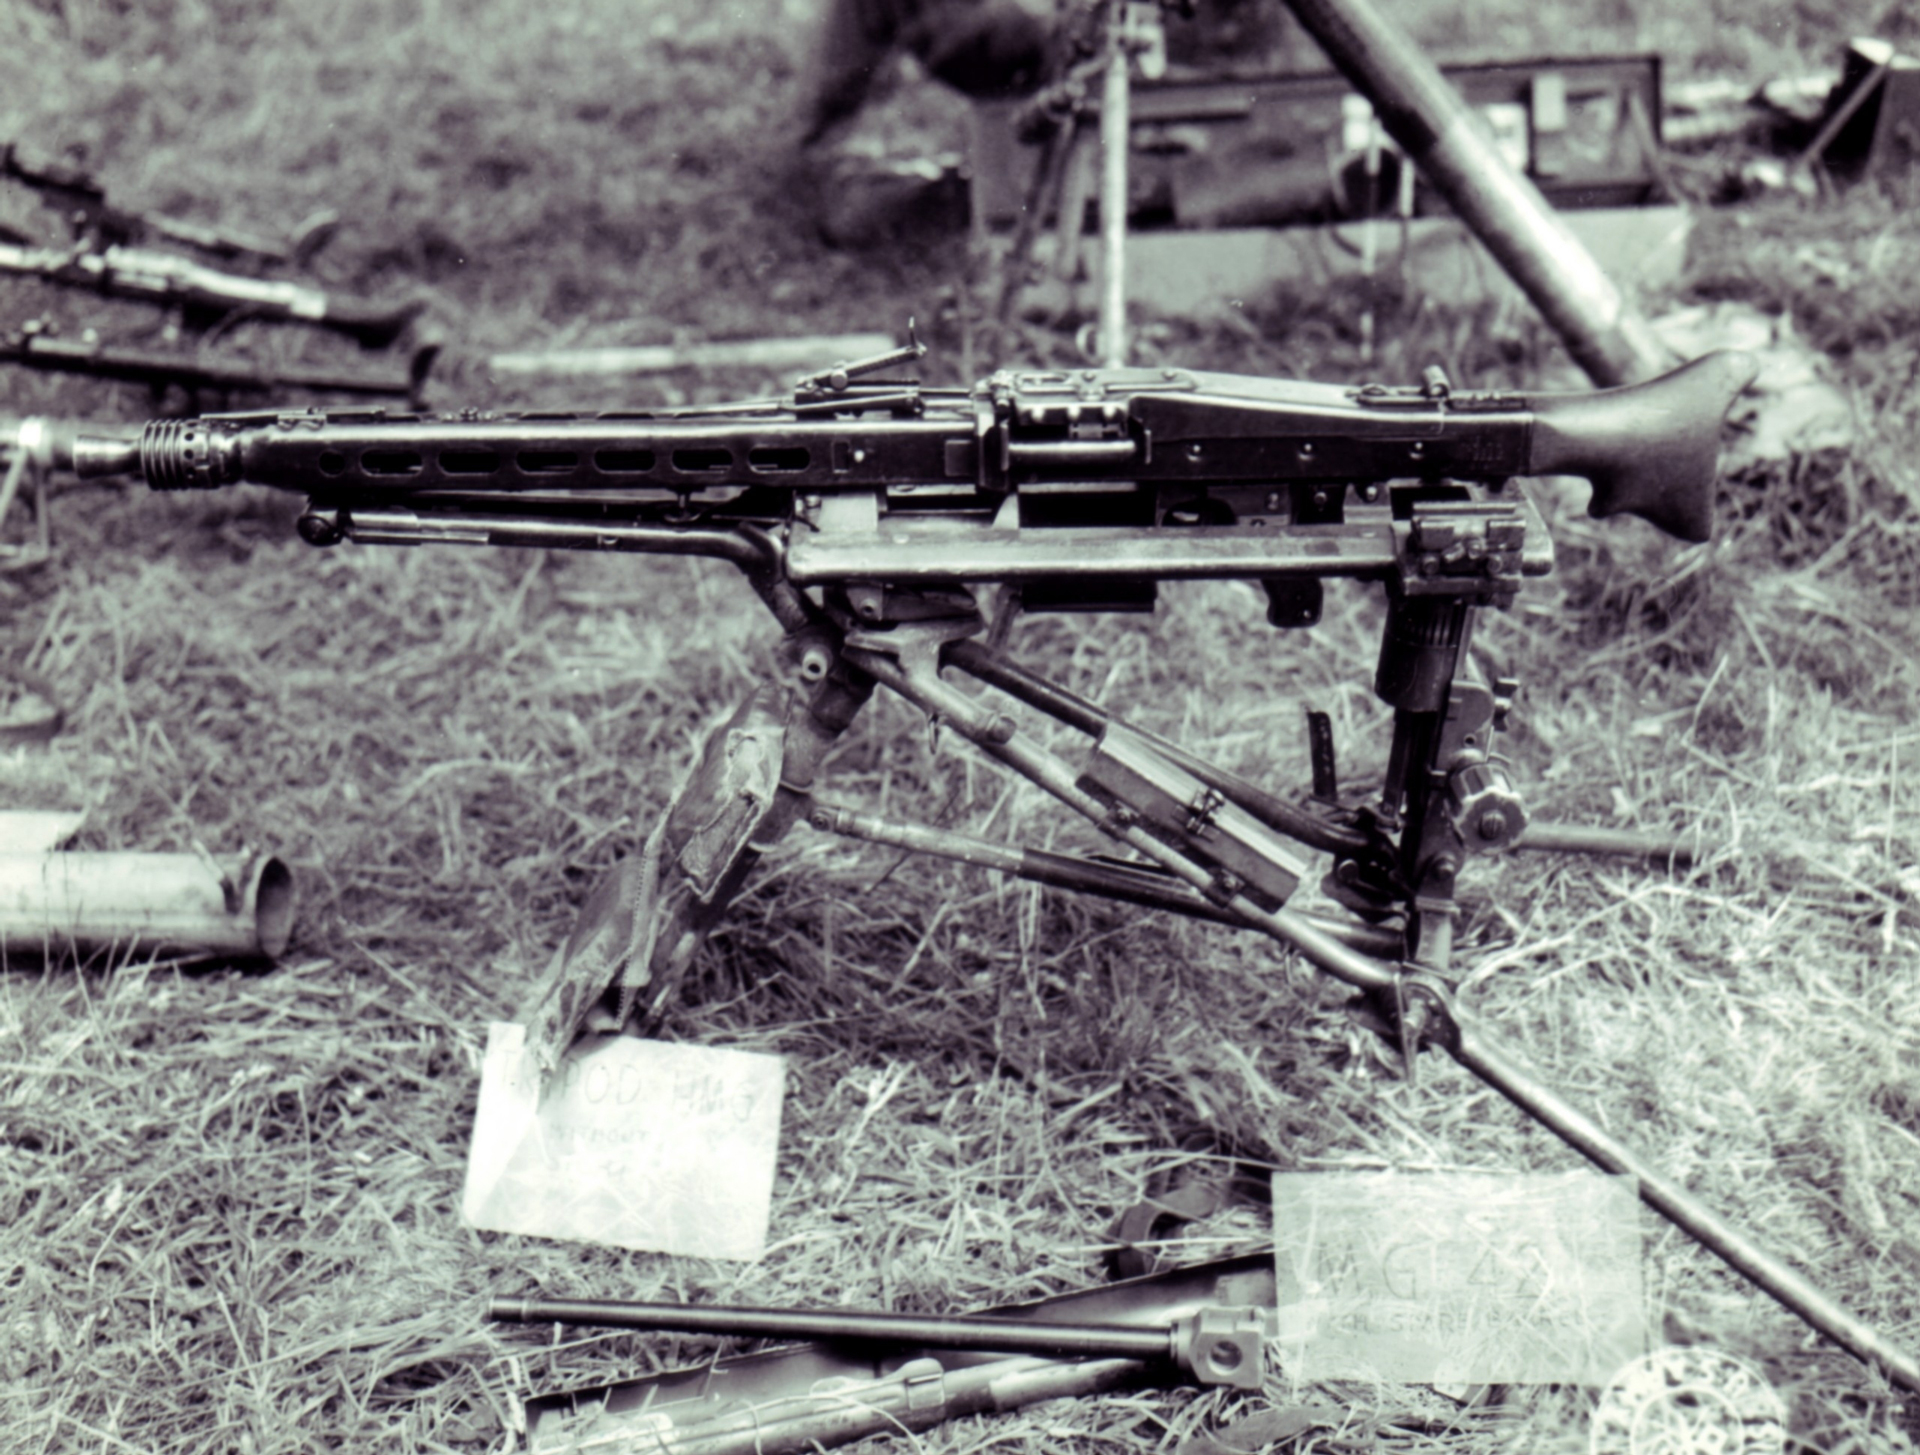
[517,667,872,1078]
[1453,1022,1920,1394]
[845,640,1920,1393]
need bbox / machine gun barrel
[491,1294,1272,1389]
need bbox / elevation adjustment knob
[1448,760,1527,853]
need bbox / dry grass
[3,1,1919,1453]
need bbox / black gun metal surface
[95,351,1749,541]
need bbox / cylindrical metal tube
[1515,821,1698,864]
[1005,439,1139,472]
[814,804,1027,876]
[0,852,294,959]
[491,1297,1177,1362]
[1373,597,1468,713]
[1279,0,1671,386]
[10,417,134,475]
[67,433,144,479]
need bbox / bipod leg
[843,639,1920,1396]
[517,663,873,1078]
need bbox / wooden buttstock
[1527,350,1759,543]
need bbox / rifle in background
[1,323,438,405]
[1,142,337,265]
[0,240,424,348]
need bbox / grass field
[2,1,1919,1452]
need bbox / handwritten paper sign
[1271,1170,1645,1385]
[462,1023,785,1261]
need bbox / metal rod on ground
[514,1253,1280,1454]
[491,1297,1178,1363]
[487,333,897,379]
[1099,15,1130,368]
[1279,0,1671,386]
[535,1357,1153,1455]
[1515,821,1699,863]
[1451,1025,1920,1394]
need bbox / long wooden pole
[1098,21,1131,367]
[1281,0,1672,385]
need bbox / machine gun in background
[0,151,429,403]
[1,141,337,265]
[0,240,423,349]
[67,341,1920,1402]
[1,322,437,407]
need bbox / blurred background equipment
[0,140,338,263]
[1794,37,1920,183]
[1,323,437,404]
[800,0,1056,147]
[0,240,424,349]
[0,137,424,407]
[974,54,1668,231]
[818,0,1676,382]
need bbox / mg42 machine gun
[71,341,1920,1410]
